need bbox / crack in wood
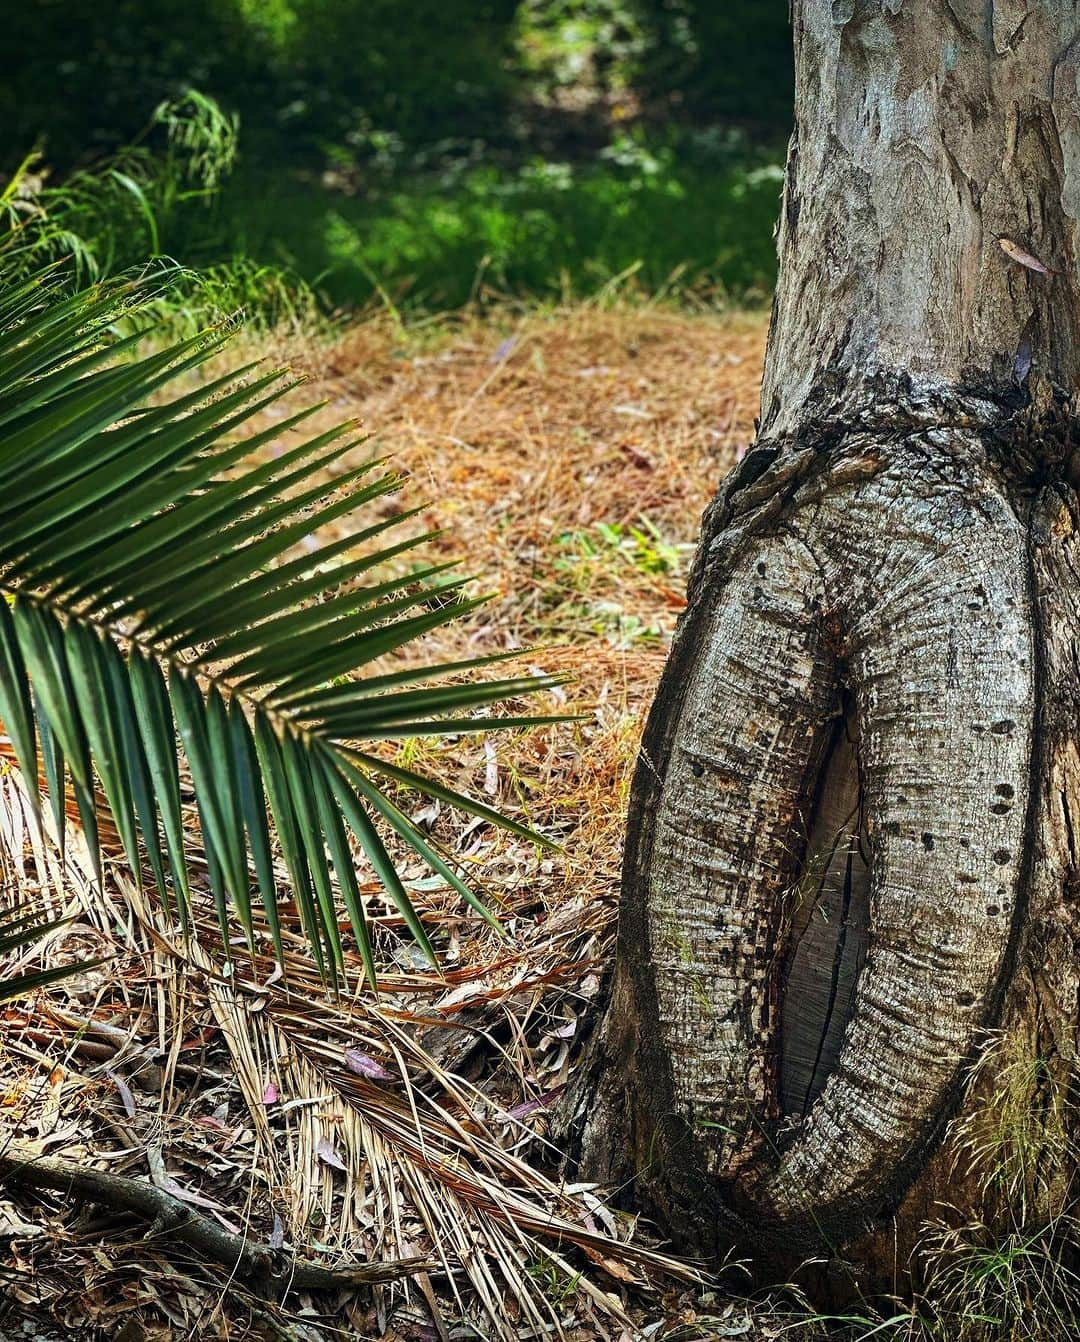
[779,708,870,1122]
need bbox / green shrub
[5,0,521,170]
[3,1,264,171]
[275,0,521,147]
[2,93,236,280]
[636,0,794,131]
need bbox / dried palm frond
[0,891,103,1000]
[0,290,757,1337]
[1,764,695,1340]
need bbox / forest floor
[0,302,864,1341]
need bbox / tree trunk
[567,0,1080,1292]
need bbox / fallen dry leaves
[0,299,781,1342]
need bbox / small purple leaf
[508,1083,567,1121]
[106,1068,137,1119]
[344,1048,395,1082]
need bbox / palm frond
[0,613,692,1342]
[0,259,571,979]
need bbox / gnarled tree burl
[568,0,1080,1279]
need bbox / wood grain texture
[643,445,1033,1233]
[646,531,835,1172]
[567,0,1080,1279]
[762,0,1080,439]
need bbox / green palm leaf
[0,260,572,982]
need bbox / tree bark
[568,0,1080,1291]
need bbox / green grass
[6,83,783,322]
[11,134,783,320]
[213,141,783,312]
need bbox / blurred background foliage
[4,0,792,314]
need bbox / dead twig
[0,1142,436,1298]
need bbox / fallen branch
[0,1142,436,1298]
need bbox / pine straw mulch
[0,301,824,1341]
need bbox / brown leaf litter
[0,300,788,1342]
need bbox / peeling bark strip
[569,0,1080,1276]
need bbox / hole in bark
[991,801,1011,814]
[991,719,1016,735]
[993,849,1012,865]
[956,991,976,1007]
[996,783,1015,799]
[922,832,935,851]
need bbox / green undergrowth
[213,137,783,312]
[4,87,782,326]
